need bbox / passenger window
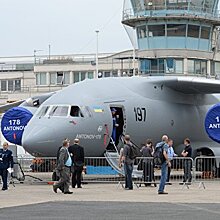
[70,106,84,117]
[49,106,69,117]
[37,106,49,117]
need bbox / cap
[111,108,117,112]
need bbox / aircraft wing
[0,100,24,114]
[151,77,220,94]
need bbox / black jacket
[68,144,84,165]
[0,148,14,170]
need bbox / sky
[0,0,132,57]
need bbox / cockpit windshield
[36,105,87,118]
[49,106,69,117]
[70,106,84,117]
[36,106,50,117]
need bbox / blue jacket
[0,148,14,170]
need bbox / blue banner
[1,107,33,145]
[205,103,220,143]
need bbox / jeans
[158,162,168,193]
[124,163,133,189]
[183,160,192,182]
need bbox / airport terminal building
[1,0,220,104]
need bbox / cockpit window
[70,106,84,117]
[36,106,50,117]
[49,106,69,117]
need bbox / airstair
[104,136,143,178]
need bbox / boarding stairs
[104,136,143,179]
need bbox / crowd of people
[0,134,192,195]
[119,134,192,194]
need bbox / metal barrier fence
[10,156,220,185]
[12,156,202,185]
[194,156,220,184]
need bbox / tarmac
[0,182,220,219]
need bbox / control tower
[122,0,220,76]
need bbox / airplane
[1,76,220,161]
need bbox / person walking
[0,142,14,191]
[122,135,134,190]
[166,139,178,184]
[181,138,192,184]
[53,139,73,194]
[156,135,170,194]
[68,138,85,188]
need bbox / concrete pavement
[0,182,220,219]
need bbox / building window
[148,25,165,37]
[112,71,118,77]
[15,80,21,91]
[188,60,194,74]
[166,58,175,73]
[8,80,14,91]
[201,26,210,39]
[36,72,47,85]
[81,72,86,81]
[188,59,207,75]
[57,72,64,84]
[167,24,186,37]
[88,72,94,79]
[175,59,183,74]
[50,73,56,85]
[215,62,220,74]
[1,80,7,91]
[64,72,70,84]
[104,71,111,77]
[73,72,80,83]
[187,25,200,38]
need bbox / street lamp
[95,30,99,78]
[34,49,43,64]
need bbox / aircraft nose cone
[22,124,57,156]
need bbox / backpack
[153,142,165,166]
[129,144,139,160]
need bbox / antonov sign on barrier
[1,107,33,145]
[205,103,220,143]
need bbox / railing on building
[123,6,220,23]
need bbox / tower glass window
[201,26,210,39]
[148,25,165,37]
[167,24,186,36]
[187,25,200,38]
[137,26,147,38]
